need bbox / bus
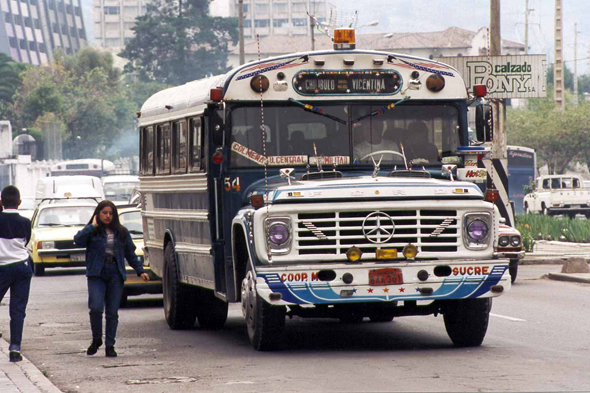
[507,146,536,215]
[138,28,511,350]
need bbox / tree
[120,0,238,85]
[0,53,27,119]
[9,48,136,159]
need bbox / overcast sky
[336,0,590,74]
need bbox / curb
[0,338,62,393]
[547,273,590,284]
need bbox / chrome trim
[142,210,208,221]
[38,249,85,255]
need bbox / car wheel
[33,263,45,276]
[196,288,228,330]
[443,298,491,347]
[542,204,550,216]
[163,243,197,330]
[241,265,285,351]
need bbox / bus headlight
[498,236,509,247]
[463,213,491,250]
[265,217,292,254]
[510,236,522,247]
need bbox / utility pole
[524,0,534,54]
[554,0,564,110]
[238,0,245,65]
[574,23,579,106]
[310,14,315,51]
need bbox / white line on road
[490,313,527,322]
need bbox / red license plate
[369,268,403,286]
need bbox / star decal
[415,287,421,292]
[367,288,374,293]
[383,288,389,293]
[399,287,405,293]
[352,288,357,293]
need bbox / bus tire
[163,243,197,330]
[196,289,228,330]
[34,263,45,276]
[443,298,491,347]
[241,266,285,351]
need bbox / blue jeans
[0,261,32,352]
[87,261,124,347]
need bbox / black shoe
[9,351,22,362]
[105,346,117,358]
[87,338,102,355]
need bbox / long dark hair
[88,200,127,240]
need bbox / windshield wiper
[288,98,347,125]
[353,96,411,123]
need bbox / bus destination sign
[294,70,402,95]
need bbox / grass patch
[515,214,590,251]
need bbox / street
[0,263,588,392]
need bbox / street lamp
[358,20,379,30]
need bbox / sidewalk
[0,337,61,393]
[521,240,590,284]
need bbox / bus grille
[296,210,458,255]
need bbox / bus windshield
[229,103,460,168]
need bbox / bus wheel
[163,243,197,330]
[34,263,45,276]
[443,298,491,347]
[196,288,228,329]
[241,266,285,351]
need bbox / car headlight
[498,236,509,247]
[40,241,55,249]
[510,236,522,247]
[463,213,491,250]
[265,217,292,254]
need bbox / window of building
[255,3,268,13]
[52,22,59,33]
[273,18,288,27]
[172,120,188,174]
[61,24,67,34]
[24,17,32,27]
[66,4,72,14]
[57,2,64,12]
[4,13,10,23]
[19,39,26,49]
[156,123,171,175]
[273,3,287,13]
[74,6,80,16]
[104,6,120,15]
[29,0,37,5]
[66,48,72,54]
[254,19,269,28]
[39,42,46,52]
[48,0,55,10]
[9,37,17,48]
[70,26,76,35]
[33,19,40,29]
[78,29,85,39]
[124,37,132,44]
[14,15,22,25]
[189,117,202,172]
[292,18,307,27]
[241,3,248,13]
[28,41,37,50]
[244,19,251,28]
[291,2,307,12]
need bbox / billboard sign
[435,55,547,99]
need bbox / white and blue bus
[138,29,511,350]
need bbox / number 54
[224,177,241,192]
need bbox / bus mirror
[475,103,492,142]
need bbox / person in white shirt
[353,119,400,162]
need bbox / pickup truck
[523,174,590,217]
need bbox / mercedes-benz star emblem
[362,212,395,244]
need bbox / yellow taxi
[28,201,97,276]
[118,205,162,306]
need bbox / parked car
[523,174,590,218]
[28,201,98,276]
[118,205,162,306]
[495,224,525,284]
[102,175,139,205]
[35,175,104,207]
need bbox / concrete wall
[0,121,12,159]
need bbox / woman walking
[74,200,149,357]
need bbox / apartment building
[0,0,87,65]
[93,0,145,51]
[216,0,335,39]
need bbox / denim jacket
[74,224,145,280]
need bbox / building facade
[93,0,145,51]
[222,0,335,39]
[0,0,87,65]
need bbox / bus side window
[172,120,187,174]
[189,117,202,172]
[141,126,154,175]
[156,123,171,175]
[573,178,581,188]
[542,179,550,189]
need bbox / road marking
[490,313,526,322]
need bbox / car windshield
[37,206,95,227]
[104,182,139,202]
[229,103,460,168]
[119,211,143,238]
